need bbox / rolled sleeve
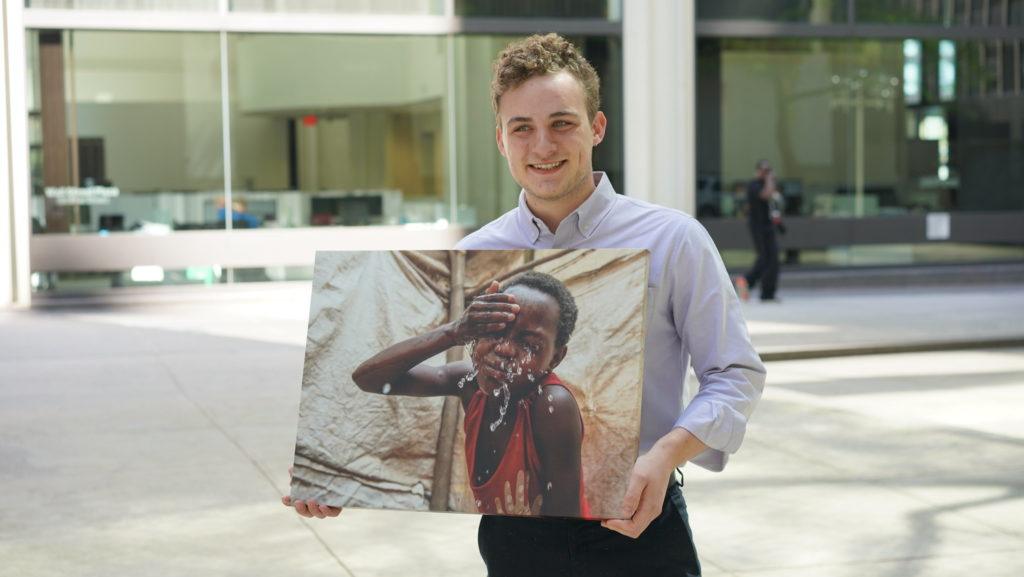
[671,221,766,472]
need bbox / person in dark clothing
[735,160,780,302]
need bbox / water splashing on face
[489,382,511,432]
[382,383,391,394]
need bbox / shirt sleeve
[670,220,766,472]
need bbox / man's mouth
[529,160,566,173]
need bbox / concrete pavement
[1,281,1022,576]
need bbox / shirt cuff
[674,398,749,472]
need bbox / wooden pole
[429,250,465,511]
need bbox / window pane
[696,36,1024,225]
[26,1,218,10]
[697,0,848,23]
[28,30,224,235]
[455,0,620,19]
[230,0,442,15]
[228,34,448,227]
[1012,0,1024,26]
[452,34,623,227]
[855,0,947,24]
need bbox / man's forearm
[646,427,708,471]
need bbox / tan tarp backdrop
[291,249,648,518]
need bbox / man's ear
[548,346,568,372]
[590,111,607,146]
[496,124,508,158]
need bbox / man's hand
[281,467,342,519]
[602,427,707,539]
[600,450,675,538]
[450,280,519,345]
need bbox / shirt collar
[516,172,618,244]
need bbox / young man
[285,34,765,577]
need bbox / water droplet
[475,500,482,507]
[546,482,553,491]
[382,383,391,394]
[548,405,554,413]
[488,382,511,431]
[546,394,553,402]
[456,368,477,389]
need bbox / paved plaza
[1,282,1022,576]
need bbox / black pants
[745,226,779,300]
[478,479,701,577]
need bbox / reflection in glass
[456,0,620,19]
[230,0,442,14]
[228,34,448,227]
[27,30,224,235]
[696,37,1024,223]
[938,40,956,102]
[26,0,217,9]
[697,0,847,23]
[856,0,946,24]
[903,39,922,105]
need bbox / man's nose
[534,128,557,156]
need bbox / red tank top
[463,372,590,517]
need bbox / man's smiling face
[495,71,606,206]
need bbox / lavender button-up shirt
[455,173,765,471]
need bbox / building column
[622,0,696,215]
[2,0,32,307]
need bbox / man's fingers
[619,473,646,518]
[281,495,292,507]
[485,280,500,294]
[293,500,312,517]
[602,518,643,539]
[318,503,341,518]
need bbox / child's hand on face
[453,280,520,344]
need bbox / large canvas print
[290,249,649,519]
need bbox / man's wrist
[650,427,706,470]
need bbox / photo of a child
[352,272,588,517]
[289,249,648,520]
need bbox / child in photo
[352,271,590,518]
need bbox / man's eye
[553,120,573,128]
[513,125,531,132]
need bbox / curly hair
[491,33,601,123]
[503,271,578,350]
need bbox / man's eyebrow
[505,111,579,127]
[506,116,532,127]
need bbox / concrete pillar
[2,0,32,308]
[622,0,696,215]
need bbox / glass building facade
[16,1,622,292]
[2,1,1021,301]
[696,0,1024,267]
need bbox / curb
[759,337,1024,362]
